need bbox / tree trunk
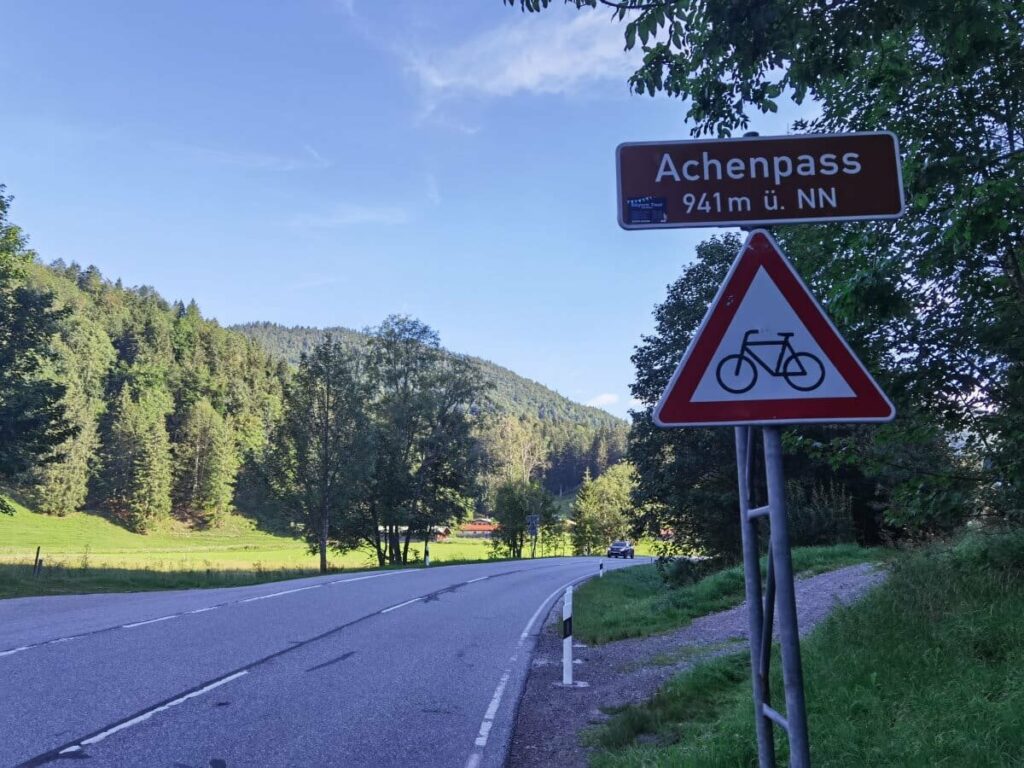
[319,511,329,573]
[373,523,385,567]
[402,525,412,563]
[389,526,400,564]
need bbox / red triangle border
[654,230,895,426]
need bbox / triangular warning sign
[654,229,895,427]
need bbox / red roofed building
[459,520,497,538]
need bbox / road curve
[0,556,640,768]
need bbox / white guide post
[562,586,573,686]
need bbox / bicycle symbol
[715,330,826,394]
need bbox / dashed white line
[380,597,422,614]
[329,572,404,585]
[467,576,489,584]
[59,670,249,752]
[2,569,423,661]
[464,568,604,768]
[122,615,178,629]
[474,670,511,746]
[239,585,321,603]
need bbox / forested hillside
[17,259,287,531]
[237,322,630,498]
[0,185,626,543]
[234,322,625,429]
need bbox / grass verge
[574,543,884,644]
[588,531,1024,767]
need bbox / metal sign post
[736,425,812,767]
[624,129,904,767]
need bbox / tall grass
[589,532,1024,767]
[574,544,884,644]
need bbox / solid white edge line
[380,597,422,614]
[122,615,178,629]
[76,670,249,748]
[0,646,30,657]
[467,576,489,584]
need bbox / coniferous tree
[0,188,75,511]
[104,387,174,532]
[174,398,238,525]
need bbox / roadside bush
[786,480,855,547]
[658,555,723,588]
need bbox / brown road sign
[616,132,905,229]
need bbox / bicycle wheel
[716,354,757,394]
[783,352,825,391]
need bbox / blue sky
[0,1,811,418]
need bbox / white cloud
[288,203,409,229]
[407,10,635,101]
[586,393,620,408]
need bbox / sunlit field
[0,494,654,598]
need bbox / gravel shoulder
[506,562,887,768]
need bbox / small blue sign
[626,196,668,225]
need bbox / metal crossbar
[747,504,772,519]
[735,425,812,768]
[763,705,789,729]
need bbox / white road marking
[2,568,419,662]
[329,571,405,585]
[464,566,608,768]
[380,597,422,614]
[467,576,488,584]
[239,585,320,603]
[122,615,178,629]
[71,670,249,750]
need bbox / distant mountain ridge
[232,322,625,430]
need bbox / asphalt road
[0,556,641,768]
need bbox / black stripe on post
[563,617,573,639]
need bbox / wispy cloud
[406,10,634,102]
[155,141,332,172]
[586,393,620,409]
[288,203,409,229]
